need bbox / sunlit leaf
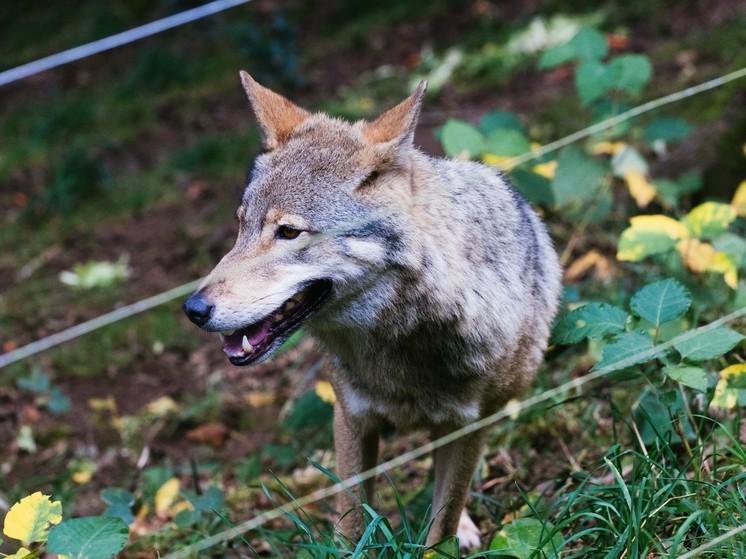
[314,381,336,404]
[440,120,486,158]
[682,202,737,238]
[721,364,746,389]
[5,548,33,559]
[623,170,657,207]
[733,180,746,217]
[674,327,744,361]
[3,492,62,544]
[489,517,562,558]
[677,238,739,289]
[154,478,181,518]
[617,215,689,261]
[532,160,558,179]
[590,141,626,155]
[663,365,708,392]
[630,279,691,326]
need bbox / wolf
[183,72,562,549]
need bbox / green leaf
[674,327,744,361]
[100,489,135,525]
[575,59,614,106]
[643,117,694,143]
[3,492,62,544]
[593,331,654,371]
[485,129,532,156]
[617,215,689,261]
[664,365,708,392]
[427,535,459,557]
[479,110,524,134]
[489,517,562,558]
[569,27,608,60]
[713,232,746,267]
[48,386,71,414]
[630,279,691,326]
[440,119,486,158]
[538,42,577,69]
[608,54,652,95]
[47,517,129,559]
[190,486,224,513]
[510,169,555,206]
[682,202,737,239]
[611,145,648,177]
[552,303,629,345]
[551,145,608,207]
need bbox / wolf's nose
[182,292,214,328]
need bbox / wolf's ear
[240,71,310,150]
[363,81,427,146]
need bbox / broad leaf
[479,110,524,134]
[682,202,737,239]
[440,120,486,158]
[608,54,652,95]
[569,27,608,60]
[47,517,129,559]
[643,117,694,143]
[617,215,690,261]
[575,59,614,106]
[593,331,654,371]
[552,303,629,344]
[674,327,744,361]
[485,129,532,156]
[733,180,746,217]
[664,365,708,392]
[100,488,135,525]
[630,279,691,326]
[538,42,577,69]
[511,168,555,206]
[551,145,608,207]
[489,517,562,558]
[611,145,648,176]
[720,363,746,389]
[3,492,62,544]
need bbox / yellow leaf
[482,153,516,170]
[733,180,746,217]
[623,170,657,208]
[3,492,62,544]
[682,202,737,237]
[629,215,689,239]
[171,500,195,516]
[722,364,746,383]
[5,548,33,559]
[711,378,738,410]
[564,249,612,282]
[245,391,275,407]
[72,470,93,484]
[532,160,557,179]
[88,396,117,412]
[676,239,739,289]
[591,141,626,155]
[146,396,178,416]
[155,478,181,518]
[315,381,337,404]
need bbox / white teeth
[283,300,298,313]
[242,335,254,354]
[222,329,235,336]
[272,313,284,323]
[218,333,225,342]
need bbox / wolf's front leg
[428,427,488,547]
[333,402,379,542]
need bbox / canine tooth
[283,300,298,312]
[222,329,235,336]
[272,313,284,323]
[218,333,225,342]
[242,335,254,353]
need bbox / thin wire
[163,305,746,558]
[3,66,745,369]
[675,524,746,559]
[0,0,253,87]
[0,280,201,368]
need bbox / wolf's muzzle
[182,291,214,328]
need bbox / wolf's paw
[457,510,481,549]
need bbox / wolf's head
[183,72,427,366]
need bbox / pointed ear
[363,81,427,145]
[240,71,311,150]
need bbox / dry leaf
[187,423,229,449]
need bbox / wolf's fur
[184,73,562,547]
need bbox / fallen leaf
[532,160,558,179]
[146,396,179,417]
[623,170,657,208]
[565,250,612,282]
[187,423,229,449]
[245,391,275,407]
[154,478,181,518]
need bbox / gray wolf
[183,72,562,549]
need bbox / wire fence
[2,65,745,369]
[0,0,253,87]
[162,304,746,558]
[2,13,746,557]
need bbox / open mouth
[218,279,332,366]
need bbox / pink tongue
[223,319,272,357]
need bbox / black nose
[182,291,214,328]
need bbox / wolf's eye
[277,225,302,240]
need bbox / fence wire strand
[162,305,746,558]
[0,0,253,87]
[2,65,745,369]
